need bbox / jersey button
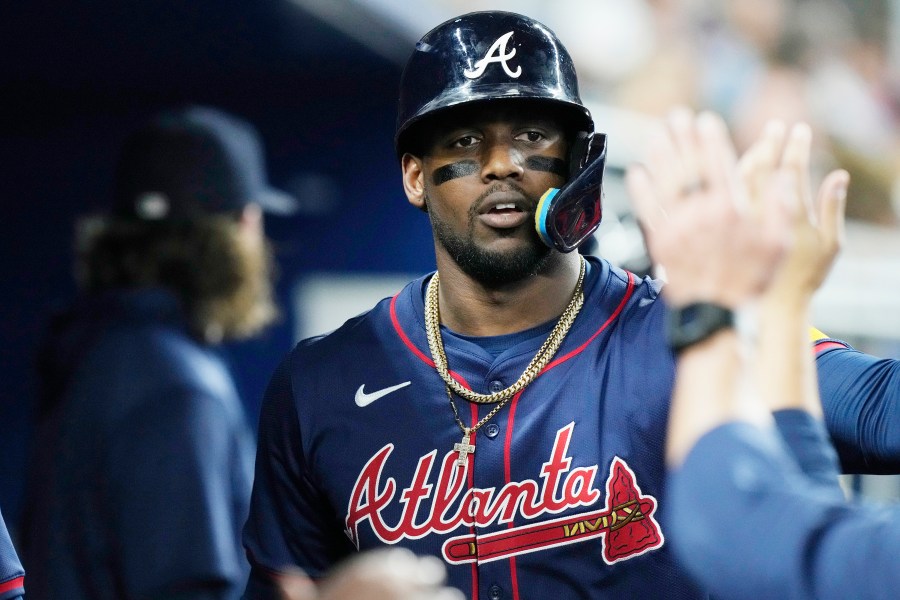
[488,584,504,600]
[489,380,504,393]
[485,423,500,439]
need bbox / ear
[401,153,427,211]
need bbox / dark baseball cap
[112,106,297,220]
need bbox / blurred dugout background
[2,0,899,538]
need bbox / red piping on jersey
[0,577,24,594]
[469,401,479,600]
[391,294,433,366]
[542,271,636,372]
[502,271,634,600]
[390,294,471,386]
[815,340,848,354]
[389,271,636,381]
[505,390,524,600]
[389,271,636,600]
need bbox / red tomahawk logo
[442,457,664,565]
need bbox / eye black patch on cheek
[432,160,479,185]
[526,156,567,178]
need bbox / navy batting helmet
[394,11,594,157]
[396,11,606,253]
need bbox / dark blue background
[0,1,436,533]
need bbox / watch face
[678,304,703,325]
[675,304,707,339]
[666,303,734,352]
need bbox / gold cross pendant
[453,430,475,467]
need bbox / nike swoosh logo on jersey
[354,381,411,407]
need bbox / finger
[417,589,467,600]
[779,122,814,220]
[625,163,666,232]
[667,107,703,193]
[695,111,738,206]
[411,555,449,587]
[755,120,787,173]
[645,121,682,202]
[740,120,786,204]
[816,169,850,250]
[759,169,797,253]
[738,139,762,190]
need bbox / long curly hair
[74,213,278,342]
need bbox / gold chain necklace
[425,257,586,466]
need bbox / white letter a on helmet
[463,31,522,79]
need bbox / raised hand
[740,120,850,419]
[739,120,849,304]
[626,108,793,309]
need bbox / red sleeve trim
[390,291,473,388]
[542,271,636,372]
[0,576,24,594]
[815,340,848,355]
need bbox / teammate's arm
[743,120,848,489]
[739,121,900,474]
[629,110,900,600]
[627,108,787,461]
[745,122,900,475]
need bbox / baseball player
[242,11,900,599]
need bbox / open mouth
[479,200,530,229]
[490,202,523,214]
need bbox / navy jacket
[670,417,900,600]
[22,288,255,600]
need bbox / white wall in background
[292,272,417,341]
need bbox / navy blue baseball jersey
[243,256,900,599]
[815,339,900,472]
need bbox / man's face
[402,103,569,286]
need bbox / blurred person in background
[19,105,293,600]
[0,508,24,600]
[609,0,900,224]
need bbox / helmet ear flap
[535,132,607,253]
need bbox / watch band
[666,302,735,354]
